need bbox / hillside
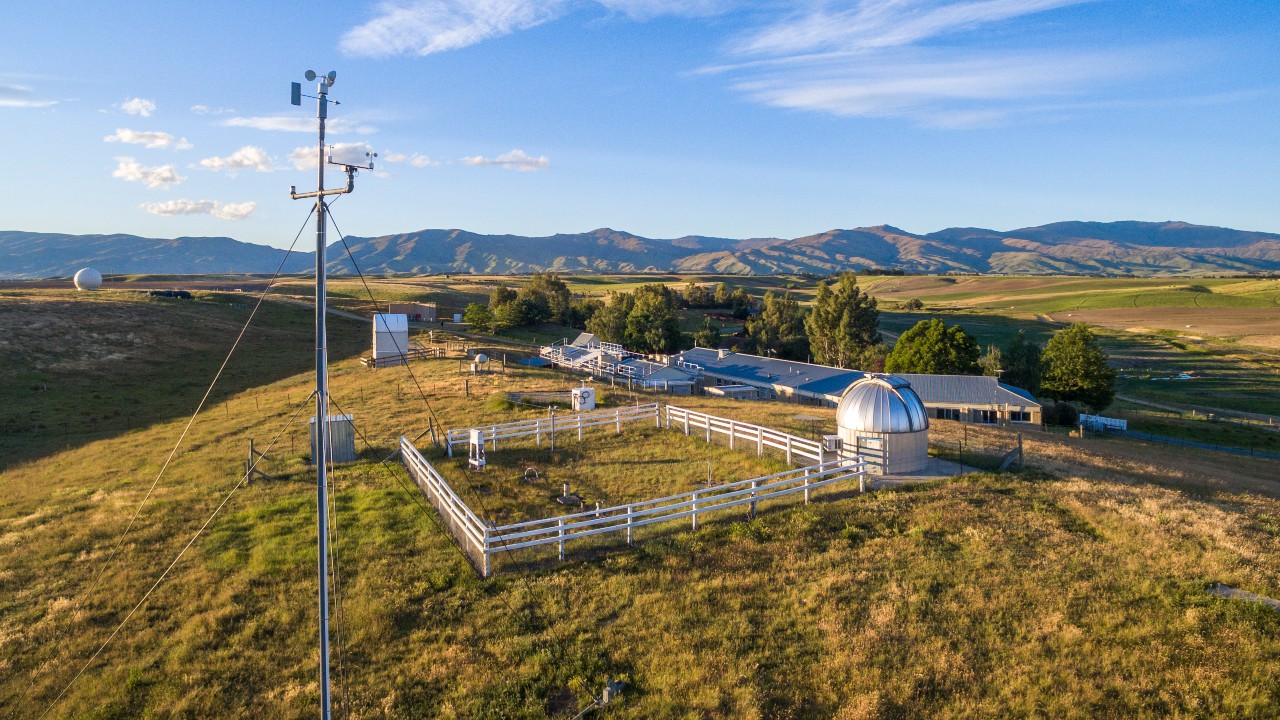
[2,289,1279,717]
[4,221,1280,278]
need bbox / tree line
[461,272,1116,415]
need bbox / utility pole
[289,69,374,720]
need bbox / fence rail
[484,458,867,566]
[400,436,488,569]
[664,405,824,465]
[445,402,661,456]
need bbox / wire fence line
[1123,430,1280,460]
[404,404,868,577]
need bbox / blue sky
[2,1,1277,248]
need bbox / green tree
[1040,323,1116,411]
[728,288,755,319]
[746,291,808,360]
[519,272,572,324]
[623,284,684,354]
[1002,330,1043,395]
[462,303,495,333]
[489,285,517,308]
[884,319,981,375]
[692,316,722,348]
[979,344,1003,377]
[567,297,602,329]
[585,292,633,343]
[713,282,730,306]
[804,273,880,368]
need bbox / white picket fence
[445,402,661,456]
[400,436,867,577]
[400,436,488,568]
[663,405,824,465]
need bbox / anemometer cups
[305,70,337,86]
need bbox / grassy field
[3,279,1280,718]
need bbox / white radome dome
[74,267,102,291]
[475,353,489,365]
[836,375,929,434]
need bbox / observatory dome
[836,375,929,434]
[73,267,102,291]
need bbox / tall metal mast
[289,69,371,719]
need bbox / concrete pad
[872,457,965,489]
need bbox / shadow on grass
[0,293,369,471]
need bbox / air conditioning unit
[822,435,843,452]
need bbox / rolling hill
[3,221,1279,278]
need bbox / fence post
[729,421,736,450]
[616,408,622,433]
[626,505,634,545]
[656,403,662,428]
[482,527,491,578]
[491,424,498,452]
[536,418,542,446]
[757,426,763,457]
[706,415,711,443]
[803,468,811,505]
[684,411,690,436]
[578,414,583,441]
[550,407,556,451]
[558,519,565,562]
[447,437,454,457]
[785,436,793,465]
[692,492,699,531]
[750,479,757,519]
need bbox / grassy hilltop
[1,280,1279,718]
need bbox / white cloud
[340,0,572,57]
[703,0,1155,127]
[112,157,185,189]
[141,199,257,220]
[736,0,1093,57]
[199,145,274,173]
[118,97,156,116]
[461,148,549,171]
[0,83,57,108]
[733,49,1134,123]
[383,151,440,167]
[222,115,375,134]
[339,0,734,56]
[191,104,234,115]
[104,128,191,150]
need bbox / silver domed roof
[836,375,929,434]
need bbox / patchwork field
[2,281,1279,718]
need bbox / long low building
[671,347,1041,426]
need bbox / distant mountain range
[4,221,1279,278]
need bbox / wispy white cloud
[734,48,1142,125]
[711,0,1160,126]
[112,157,185,189]
[104,128,192,150]
[222,115,376,134]
[461,148,549,171]
[141,199,257,220]
[191,104,234,115]
[198,145,274,173]
[339,0,730,57]
[0,83,57,108]
[736,0,1093,56]
[118,97,156,116]
[383,150,440,167]
[341,0,570,57]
